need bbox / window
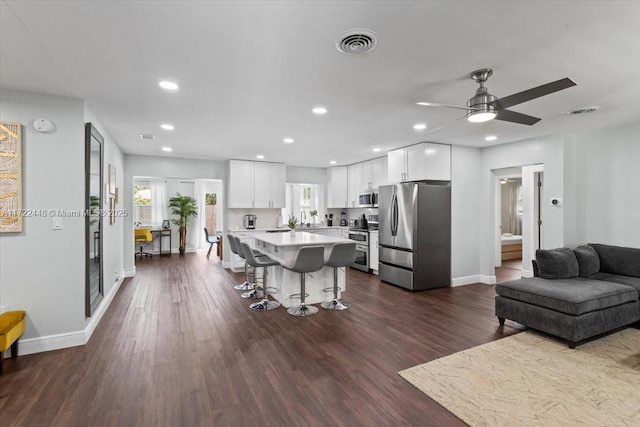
[133,184,151,225]
[282,183,324,226]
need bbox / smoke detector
[335,29,378,55]
[567,106,600,116]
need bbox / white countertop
[228,226,350,233]
[252,231,351,247]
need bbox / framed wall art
[0,122,23,233]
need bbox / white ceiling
[2,1,639,167]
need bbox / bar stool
[229,235,264,299]
[321,243,356,311]
[284,246,325,317]
[239,242,281,311]
[227,234,262,292]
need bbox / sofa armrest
[532,259,540,277]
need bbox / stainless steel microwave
[358,191,378,207]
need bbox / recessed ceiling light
[312,107,327,115]
[160,124,175,130]
[158,81,179,90]
[256,155,265,159]
[485,135,497,141]
[162,147,172,152]
[283,138,294,143]
[413,123,427,130]
[329,160,337,165]
[372,148,381,152]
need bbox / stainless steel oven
[348,230,369,272]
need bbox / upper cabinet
[387,142,451,182]
[371,156,387,189]
[229,160,286,208]
[328,166,348,208]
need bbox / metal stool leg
[287,273,319,317]
[321,267,350,310]
[241,264,264,299]
[250,267,280,311]
[234,261,254,291]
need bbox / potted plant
[310,209,318,225]
[288,215,299,236]
[168,192,198,255]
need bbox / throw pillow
[535,247,579,279]
[573,245,600,277]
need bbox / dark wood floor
[1,253,522,426]
[496,258,523,283]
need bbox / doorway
[493,165,544,283]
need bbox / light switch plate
[52,217,63,230]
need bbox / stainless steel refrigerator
[378,182,451,291]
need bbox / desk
[151,229,172,256]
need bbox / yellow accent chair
[135,227,153,258]
[0,310,26,375]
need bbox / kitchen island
[250,231,352,308]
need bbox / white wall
[0,89,85,342]
[479,134,566,279]
[123,155,227,274]
[0,90,123,353]
[286,165,327,184]
[450,145,483,285]
[573,122,640,246]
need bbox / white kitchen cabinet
[347,164,359,207]
[229,160,285,208]
[327,166,348,208]
[405,144,426,181]
[369,231,379,273]
[387,143,451,182]
[361,161,373,190]
[228,160,255,208]
[340,229,350,239]
[253,162,271,208]
[387,148,406,183]
[371,156,387,189]
[422,142,451,181]
[268,163,286,208]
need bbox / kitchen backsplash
[228,208,283,230]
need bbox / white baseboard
[521,269,534,278]
[19,330,85,356]
[451,275,496,286]
[18,276,126,357]
[85,276,125,342]
[124,267,136,277]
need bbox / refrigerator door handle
[391,193,398,236]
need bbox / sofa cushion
[495,277,638,316]
[536,248,579,279]
[573,245,600,277]
[591,272,640,292]
[589,244,640,278]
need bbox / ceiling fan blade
[491,78,576,110]
[416,101,471,111]
[495,109,541,126]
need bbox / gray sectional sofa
[495,243,640,348]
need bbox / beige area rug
[399,329,640,427]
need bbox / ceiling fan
[417,68,576,125]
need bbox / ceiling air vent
[335,29,378,55]
[140,133,155,141]
[567,106,600,116]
